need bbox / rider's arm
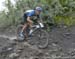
[26,11,34,26]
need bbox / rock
[63,32,71,39]
[7,47,13,51]
[45,52,49,56]
[17,49,22,53]
[36,50,44,56]
[52,43,57,46]
[63,26,68,29]
[74,49,75,51]
[51,55,57,58]
[64,33,71,36]
[23,42,31,47]
[9,53,19,58]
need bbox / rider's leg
[27,22,33,36]
[21,23,27,33]
[20,23,28,37]
[21,22,32,38]
[20,16,33,37]
[20,16,28,37]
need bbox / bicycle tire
[16,25,25,41]
[32,29,49,49]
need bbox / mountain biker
[20,7,42,38]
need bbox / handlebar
[32,23,44,28]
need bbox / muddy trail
[0,26,75,59]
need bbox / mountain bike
[17,22,49,48]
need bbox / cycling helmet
[35,7,42,11]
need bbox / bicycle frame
[29,23,44,35]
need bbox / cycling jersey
[25,10,35,17]
[22,10,40,24]
[23,10,40,18]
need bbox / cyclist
[20,7,42,38]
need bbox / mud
[0,26,75,59]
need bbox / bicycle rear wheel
[16,25,25,41]
[32,29,49,49]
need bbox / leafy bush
[0,0,75,29]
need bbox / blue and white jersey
[25,10,35,17]
[23,10,40,18]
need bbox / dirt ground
[0,25,75,59]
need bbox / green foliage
[54,15,75,26]
[0,0,75,29]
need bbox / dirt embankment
[0,26,75,59]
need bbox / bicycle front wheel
[32,29,49,49]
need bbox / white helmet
[35,7,42,11]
